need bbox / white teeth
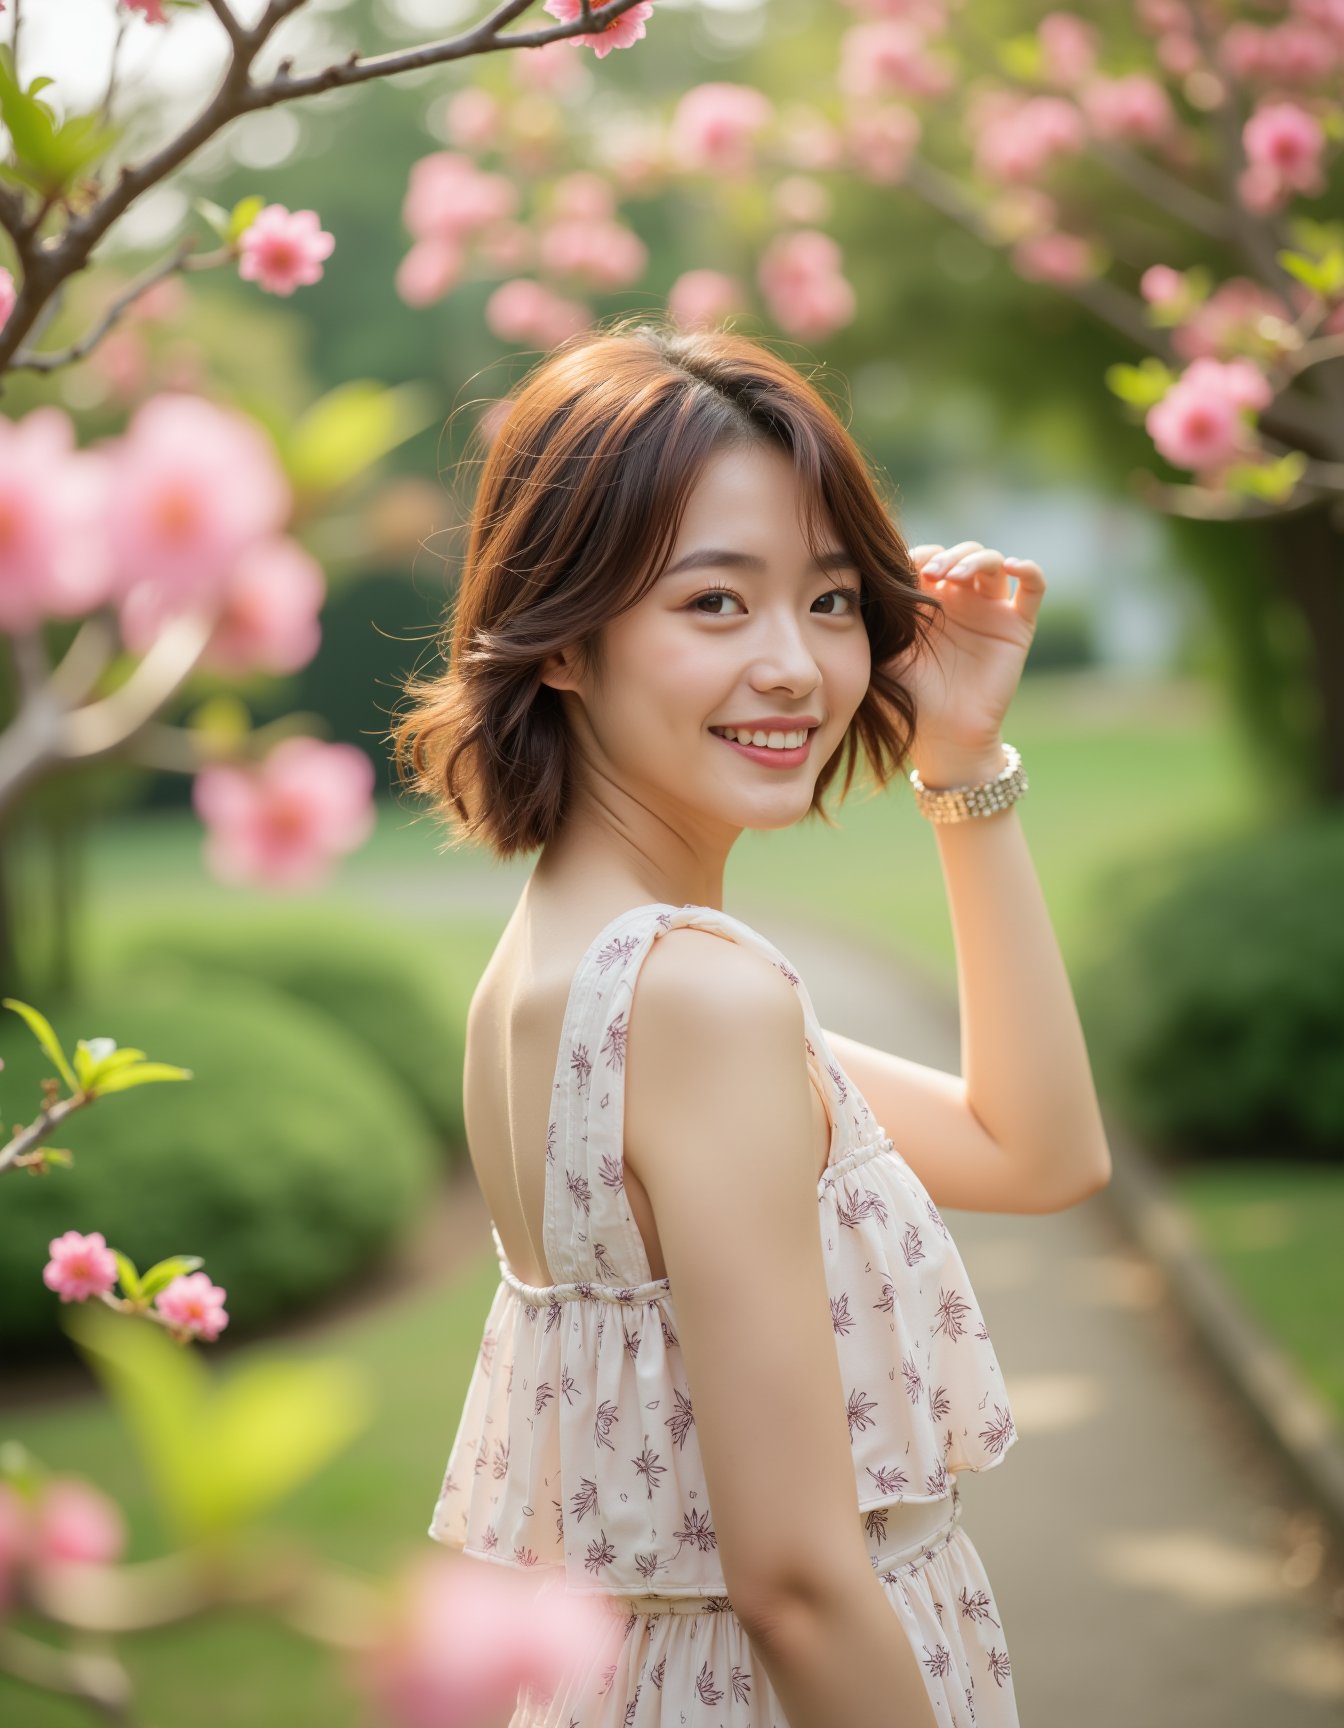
[712,727,809,750]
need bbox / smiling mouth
[708,726,817,761]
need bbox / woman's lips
[711,728,814,767]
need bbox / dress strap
[541,902,861,1291]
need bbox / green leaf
[228,194,267,243]
[62,1302,374,1542]
[87,1061,193,1095]
[82,1047,151,1089]
[38,1147,74,1168]
[113,1251,143,1304]
[1221,452,1307,504]
[0,47,122,197]
[193,196,233,241]
[2,998,78,1093]
[1105,359,1176,410]
[286,379,440,496]
[139,1256,205,1299]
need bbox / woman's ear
[538,645,582,695]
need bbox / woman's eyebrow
[663,547,858,576]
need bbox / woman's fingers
[1003,556,1047,623]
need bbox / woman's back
[464,892,834,1290]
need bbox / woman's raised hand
[881,540,1047,780]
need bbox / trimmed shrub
[1075,816,1344,1162]
[102,905,469,1166]
[0,967,438,1362]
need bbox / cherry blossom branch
[1084,137,1233,244]
[202,0,248,52]
[0,1089,93,1176]
[899,151,1341,459]
[9,236,202,373]
[0,608,219,808]
[0,1623,135,1721]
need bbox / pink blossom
[1037,12,1099,86]
[192,737,376,890]
[443,88,501,152]
[402,154,519,244]
[30,1479,127,1569]
[669,83,774,176]
[1242,100,1326,196]
[237,206,335,298]
[1138,0,1191,30]
[0,409,118,631]
[757,231,857,340]
[154,1271,230,1341]
[99,393,290,606]
[836,0,949,24]
[839,19,954,100]
[667,269,744,331]
[1011,230,1098,285]
[42,1231,119,1304]
[485,278,590,348]
[395,237,465,308]
[1140,264,1185,307]
[845,104,921,183]
[550,172,617,222]
[87,326,151,405]
[1182,356,1274,414]
[1146,384,1242,471]
[120,0,167,20]
[0,266,15,330]
[129,276,188,324]
[1221,20,1338,86]
[1079,74,1176,144]
[1171,275,1294,362]
[119,536,324,676]
[538,219,647,289]
[972,95,1087,183]
[541,0,654,59]
[351,1552,616,1728]
[1145,360,1271,472]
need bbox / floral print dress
[429,902,1021,1727]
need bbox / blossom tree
[386,0,1344,800]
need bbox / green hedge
[0,968,438,1361]
[1076,816,1344,1161]
[101,905,469,1166]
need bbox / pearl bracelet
[907,742,1028,823]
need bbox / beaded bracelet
[908,742,1028,823]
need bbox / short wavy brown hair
[389,317,942,860]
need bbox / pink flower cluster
[757,230,856,341]
[541,0,654,59]
[845,104,922,185]
[41,1230,231,1339]
[351,1550,616,1728]
[1146,357,1275,475]
[237,205,335,298]
[193,733,377,891]
[485,278,590,349]
[1012,230,1098,286]
[969,92,1087,184]
[1220,15,1342,89]
[839,19,955,102]
[398,151,520,308]
[0,1474,127,1621]
[0,265,14,332]
[1077,73,1176,145]
[1238,100,1328,213]
[1037,11,1099,87]
[669,83,774,176]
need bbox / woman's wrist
[906,739,1008,789]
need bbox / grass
[1172,1162,1344,1425]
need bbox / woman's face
[551,438,872,847]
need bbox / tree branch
[8,237,201,373]
[1084,137,1232,244]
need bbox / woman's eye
[688,586,861,617]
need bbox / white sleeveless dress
[429,902,1021,1727]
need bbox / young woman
[393,318,1112,1728]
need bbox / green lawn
[1173,1163,1344,1424]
